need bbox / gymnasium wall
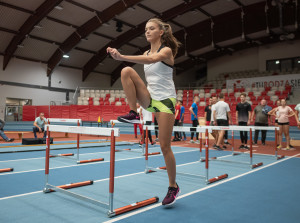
[0,56,110,105]
[207,39,300,80]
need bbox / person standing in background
[250,99,271,145]
[154,117,159,141]
[210,96,219,147]
[295,102,300,129]
[189,96,200,143]
[172,100,181,141]
[134,103,143,139]
[178,100,186,141]
[213,93,232,151]
[236,93,252,149]
[141,106,155,145]
[204,97,212,126]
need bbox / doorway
[5,98,32,121]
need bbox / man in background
[190,96,200,143]
[0,119,14,142]
[173,100,181,141]
[236,93,252,149]
[178,100,186,141]
[251,99,271,145]
[213,93,232,151]
[33,113,47,139]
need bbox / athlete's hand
[107,47,123,61]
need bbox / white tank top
[144,45,176,101]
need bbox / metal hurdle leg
[43,126,51,193]
[199,132,202,162]
[108,130,116,217]
[205,129,209,183]
[77,120,80,162]
[145,127,149,173]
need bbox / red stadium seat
[261,91,267,96]
[275,91,281,96]
[265,87,271,91]
[248,92,254,97]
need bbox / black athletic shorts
[275,120,278,124]
[278,122,289,125]
[217,119,229,126]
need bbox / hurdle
[143,125,228,184]
[47,118,106,164]
[110,120,150,155]
[43,125,159,217]
[202,126,280,168]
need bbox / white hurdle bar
[143,125,228,184]
[43,125,158,217]
[47,118,82,124]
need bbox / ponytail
[147,18,181,57]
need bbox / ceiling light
[34,24,43,29]
[63,55,69,58]
[55,5,63,10]
[275,60,280,64]
[128,7,135,11]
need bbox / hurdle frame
[43,125,158,217]
[202,125,280,168]
[143,125,228,184]
[110,120,146,154]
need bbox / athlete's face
[240,95,245,102]
[276,100,281,106]
[145,22,163,43]
[212,97,217,104]
[281,99,286,106]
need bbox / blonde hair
[147,18,181,57]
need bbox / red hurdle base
[112,197,159,216]
[277,155,285,160]
[50,153,74,158]
[49,180,93,192]
[77,158,104,164]
[0,168,14,173]
[233,153,241,156]
[252,162,263,169]
[208,174,228,184]
[143,152,160,156]
[115,148,131,152]
[147,166,166,173]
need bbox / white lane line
[103,152,300,223]
[0,149,200,175]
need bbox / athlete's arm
[107,47,173,65]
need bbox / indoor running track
[0,143,299,223]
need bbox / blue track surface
[1,138,299,223]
